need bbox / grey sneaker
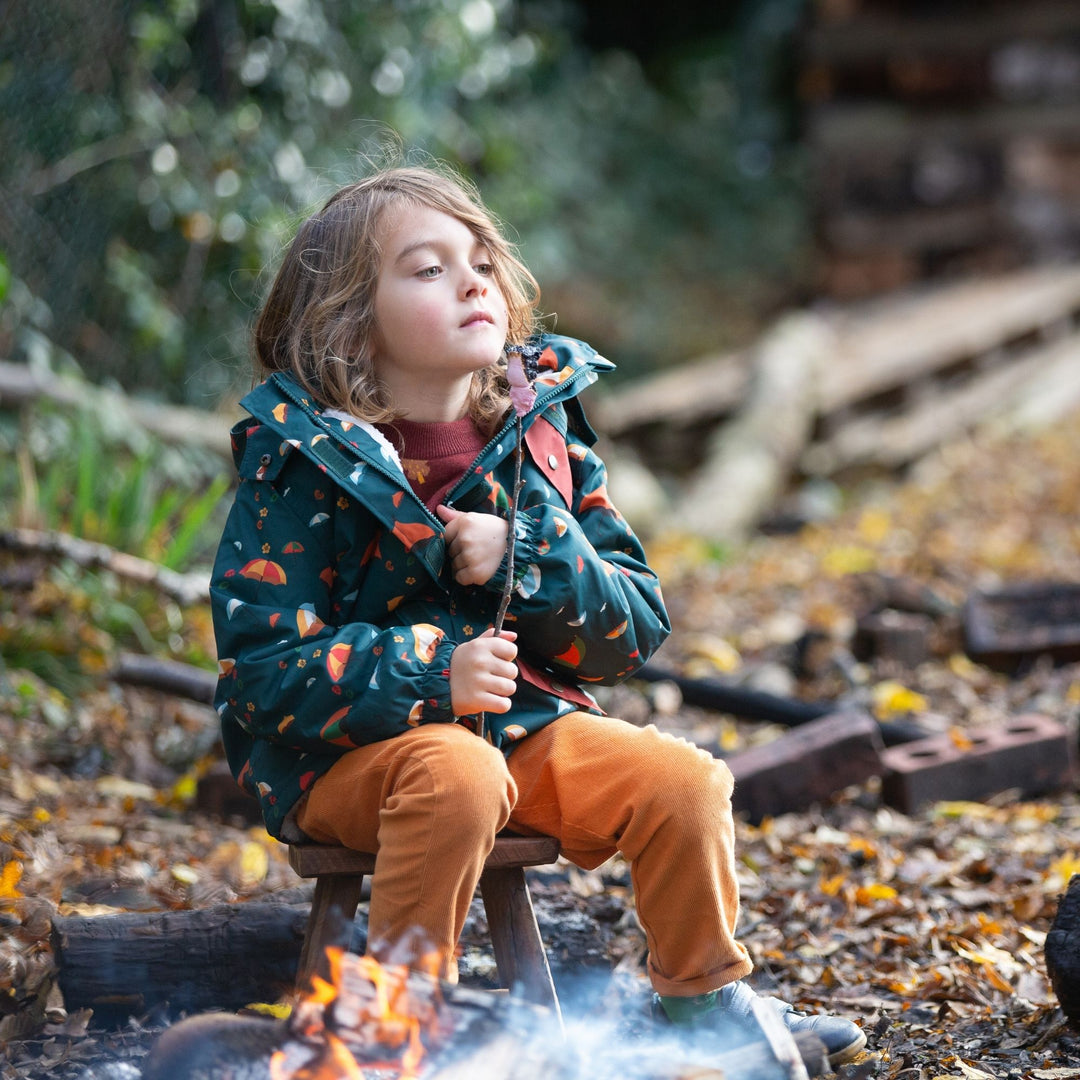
[653,980,867,1068]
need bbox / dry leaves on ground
[2,409,1080,1078]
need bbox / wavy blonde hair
[253,165,540,432]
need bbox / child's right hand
[450,629,518,716]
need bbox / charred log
[51,903,320,1018]
[634,664,833,727]
[1047,874,1080,1028]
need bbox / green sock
[658,990,720,1025]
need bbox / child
[210,163,865,1066]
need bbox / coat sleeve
[211,460,458,756]
[486,435,670,685]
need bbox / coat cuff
[488,508,542,594]
[414,638,457,724]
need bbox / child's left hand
[436,505,509,586]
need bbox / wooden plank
[817,265,1080,412]
[588,349,748,436]
[804,4,1080,65]
[804,327,1080,473]
[808,101,1080,154]
[289,845,376,877]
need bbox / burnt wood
[112,651,216,704]
[1047,874,1080,1030]
[634,664,834,727]
[51,902,310,1016]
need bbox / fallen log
[590,349,749,438]
[0,359,235,460]
[112,651,216,704]
[635,664,833,727]
[634,664,929,747]
[0,528,210,607]
[804,327,1080,475]
[51,902,320,1016]
[674,312,832,542]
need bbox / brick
[964,583,1080,672]
[728,709,884,824]
[880,713,1075,814]
[853,609,933,666]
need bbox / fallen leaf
[871,680,929,718]
[0,861,23,899]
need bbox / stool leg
[479,866,561,1020]
[297,874,364,990]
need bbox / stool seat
[288,835,561,1016]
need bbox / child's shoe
[653,980,867,1068]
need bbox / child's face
[370,203,509,389]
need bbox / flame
[269,1032,363,1080]
[271,947,445,1080]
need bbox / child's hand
[437,505,509,587]
[450,629,518,716]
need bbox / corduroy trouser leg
[296,722,516,979]
[504,712,753,997]
[295,712,753,995]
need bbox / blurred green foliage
[0,0,809,402]
[4,402,231,569]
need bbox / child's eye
[474,263,493,276]
[417,265,442,279]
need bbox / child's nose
[461,269,488,298]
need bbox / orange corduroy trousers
[295,712,753,997]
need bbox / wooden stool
[288,834,561,1015]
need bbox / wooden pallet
[595,263,1080,482]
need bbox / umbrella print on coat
[240,558,288,585]
[325,642,351,682]
[296,605,325,638]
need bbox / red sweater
[376,416,487,511]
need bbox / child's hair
[253,164,540,432]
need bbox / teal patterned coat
[210,335,671,839]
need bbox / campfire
[269,948,443,1080]
[140,947,831,1080]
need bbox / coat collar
[240,334,610,475]
[237,335,611,585]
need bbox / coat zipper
[443,365,591,508]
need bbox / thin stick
[493,416,525,637]
[478,416,525,742]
